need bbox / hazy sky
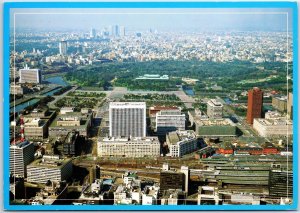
[11,8,293,32]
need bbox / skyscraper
[246,87,263,124]
[90,28,96,38]
[109,102,146,137]
[59,40,68,55]
[120,26,125,36]
[114,25,119,37]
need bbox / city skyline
[11,8,293,32]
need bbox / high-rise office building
[246,87,263,124]
[109,102,146,137]
[59,40,68,55]
[207,99,223,119]
[114,25,119,37]
[90,28,96,38]
[120,26,125,36]
[19,65,42,84]
[10,141,35,178]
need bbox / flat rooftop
[196,118,235,126]
[28,156,71,169]
[254,118,292,126]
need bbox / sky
[11,8,293,32]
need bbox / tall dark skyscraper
[246,87,263,124]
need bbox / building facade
[10,141,35,178]
[246,87,263,124]
[253,118,293,137]
[207,99,223,119]
[27,155,73,184]
[109,102,146,137]
[166,130,198,157]
[155,109,186,135]
[59,41,68,55]
[97,137,160,158]
[19,66,42,84]
[272,96,287,112]
[24,118,48,139]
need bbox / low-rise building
[27,155,72,184]
[207,99,223,119]
[253,118,293,137]
[60,107,75,115]
[24,118,48,139]
[166,130,198,157]
[49,112,92,138]
[10,84,24,95]
[141,185,160,205]
[97,137,160,158]
[161,189,186,205]
[195,118,237,137]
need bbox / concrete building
[287,93,293,120]
[49,112,92,138]
[160,170,186,193]
[59,40,68,55]
[197,186,219,205]
[60,107,75,115]
[27,155,72,184]
[62,131,80,156]
[195,118,237,137]
[161,189,186,205]
[166,130,198,157]
[207,99,223,119]
[247,87,263,124]
[135,74,169,80]
[10,84,24,95]
[269,170,293,199]
[253,118,293,137]
[149,106,179,126]
[24,118,48,140]
[109,102,146,137]
[10,141,35,178]
[142,185,159,205]
[272,96,287,112]
[97,137,160,158]
[155,109,186,135]
[19,65,42,84]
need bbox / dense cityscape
[9,22,294,207]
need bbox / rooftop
[254,118,292,126]
[28,155,72,169]
[196,118,235,126]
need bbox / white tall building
[19,65,41,84]
[207,99,223,119]
[109,102,146,137]
[10,141,35,178]
[59,40,68,55]
[90,28,96,38]
[155,109,185,135]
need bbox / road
[107,87,195,108]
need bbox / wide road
[107,87,195,108]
